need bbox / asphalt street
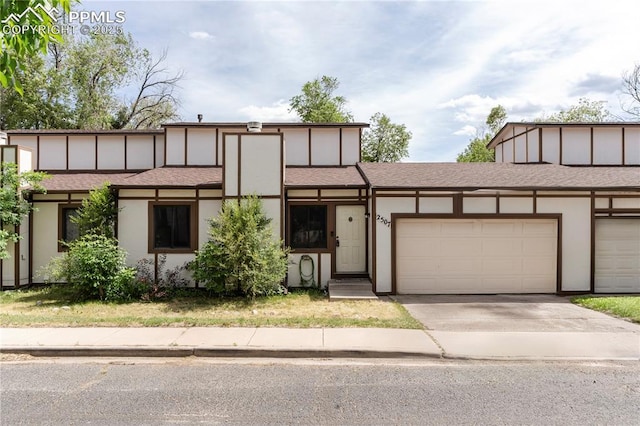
[1,358,639,425]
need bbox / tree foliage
[0,163,48,259]
[44,233,137,301]
[457,105,506,162]
[361,112,411,162]
[0,0,74,94]
[189,195,289,299]
[71,182,119,238]
[289,76,353,123]
[0,32,181,130]
[537,97,611,122]
[621,63,640,119]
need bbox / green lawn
[0,285,423,329]
[572,296,640,324]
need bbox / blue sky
[86,0,640,161]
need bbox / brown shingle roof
[115,167,222,188]
[41,173,135,192]
[285,166,366,187]
[357,162,640,190]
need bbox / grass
[572,296,640,324]
[0,285,423,329]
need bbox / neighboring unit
[1,121,639,295]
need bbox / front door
[335,205,366,273]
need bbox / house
[1,121,639,295]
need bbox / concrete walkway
[2,325,639,360]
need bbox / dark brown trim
[163,129,168,167]
[512,127,516,163]
[65,135,69,170]
[308,128,312,166]
[237,134,242,196]
[184,127,188,166]
[152,134,157,168]
[389,213,563,295]
[622,127,626,166]
[453,194,463,216]
[215,128,219,167]
[339,128,343,166]
[124,135,128,170]
[147,200,198,254]
[525,129,529,163]
[595,208,640,214]
[280,133,285,240]
[36,135,40,170]
[113,188,119,240]
[590,192,595,293]
[538,128,543,162]
[28,201,33,286]
[415,190,419,213]
[496,192,500,214]
[359,128,362,162]
[14,224,20,288]
[371,189,377,291]
[533,190,537,213]
[559,127,563,165]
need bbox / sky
[83,0,640,161]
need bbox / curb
[0,346,443,359]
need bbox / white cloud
[189,31,213,40]
[453,125,478,137]
[238,100,297,122]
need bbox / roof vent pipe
[247,121,262,132]
[197,114,203,123]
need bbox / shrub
[189,195,289,298]
[44,234,138,301]
[135,255,189,301]
[71,182,119,238]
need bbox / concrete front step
[328,279,378,301]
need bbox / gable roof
[488,122,640,149]
[357,162,640,191]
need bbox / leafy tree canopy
[361,112,411,162]
[0,0,74,95]
[536,97,611,122]
[0,31,182,130]
[457,105,505,162]
[289,75,353,123]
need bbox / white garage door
[595,219,640,293]
[395,218,558,294]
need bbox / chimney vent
[197,114,203,123]
[247,121,262,132]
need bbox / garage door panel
[523,222,556,236]
[483,239,522,256]
[595,219,640,293]
[396,218,557,294]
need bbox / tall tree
[0,32,181,130]
[289,76,353,123]
[361,112,411,162]
[457,105,506,162]
[0,0,74,94]
[537,97,611,122]
[621,63,640,119]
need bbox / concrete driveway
[392,294,640,333]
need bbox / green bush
[71,182,119,238]
[44,234,139,301]
[189,195,289,299]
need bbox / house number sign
[376,215,391,227]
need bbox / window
[58,205,80,251]
[149,202,197,252]
[290,205,327,249]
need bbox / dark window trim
[57,204,81,252]
[148,201,198,253]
